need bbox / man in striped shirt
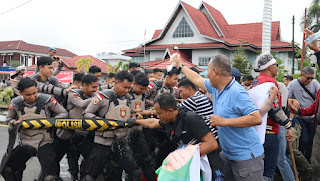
[178,78,218,139]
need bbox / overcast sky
[0,0,313,56]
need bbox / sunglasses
[304,75,314,80]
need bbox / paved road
[0,125,73,181]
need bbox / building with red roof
[0,40,76,67]
[123,1,298,76]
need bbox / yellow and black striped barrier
[20,118,131,131]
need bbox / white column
[28,55,34,67]
[262,0,272,54]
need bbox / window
[199,57,211,66]
[20,55,25,65]
[173,17,194,38]
[251,54,257,64]
[132,56,145,63]
[155,57,162,60]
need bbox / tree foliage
[76,58,93,73]
[232,44,253,80]
[271,51,289,82]
[107,60,132,74]
[0,87,14,104]
[301,0,320,30]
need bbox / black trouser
[53,134,94,177]
[86,139,142,181]
[5,143,59,179]
[142,128,172,168]
[5,145,31,173]
[129,128,156,181]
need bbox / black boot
[1,166,17,181]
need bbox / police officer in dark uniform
[54,74,99,180]
[2,78,68,181]
[144,67,180,167]
[129,72,156,181]
[134,93,224,180]
[83,71,141,181]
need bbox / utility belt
[94,128,131,146]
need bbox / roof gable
[180,2,219,39]
[199,1,229,37]
[147,1,224,45]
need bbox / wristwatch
[178,64,184,71]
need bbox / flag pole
[144,29,146,68]
[301,8,307,72]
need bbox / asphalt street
[0,125,73,181]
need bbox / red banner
[17,71,74,83]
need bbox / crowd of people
[0,28,320,181]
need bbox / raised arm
[171,55,206,91]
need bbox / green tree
[232,44,253,80]
[0,87,14,104]
[301,0,320,30]
[122,59,132,71]
[76,58,93,73]
[271,51,289,82]
[107,64,115,74]
[114,61,123,72]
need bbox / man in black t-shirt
[135,93,224,180]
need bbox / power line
[0,0,33,16]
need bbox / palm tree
[302,0,320,30]
[76,58,93,73]
[107,64,114,74]
[114,61,123,72]
[122,59,132,71]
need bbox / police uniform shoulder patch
[93,94,103,105]
[93,97,100,105]
[50,98,58,105]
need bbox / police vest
[57,89,93,144]
[12,94,53,153]
[129,90,146,111]
[94,89,132,146]
[154,80,173,98]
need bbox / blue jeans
[263,133,279,179]
[277,126,295,181]
[297,117,314,162]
